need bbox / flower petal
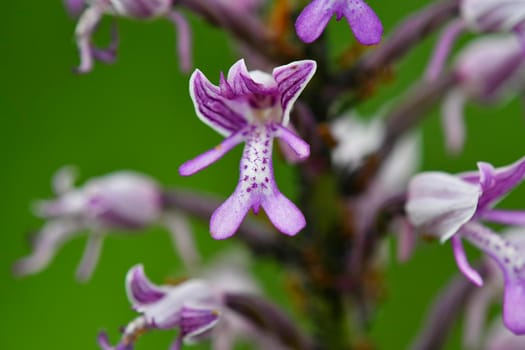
[52,165,77,195]
[272,60,316,125]
[452,235,483,286]
[261,192,306,236]
[75,233,105,282]
[74,6,104,73]
[461,222,525,334]
[168,10,193,73]
[64,0,86,18]
[406,172,480,242]
[274,124,310,161]
[425,20,465,82]
[210,189,252,240]
[180,306,220,343]
[342,0,383,45]
[179,131,245,176]
[92,21,119,64]
[295,0,334,43]
[225,59,274,98]
[461,157,525,211]
[189,69,248,136]
[126,264,166,308]
[12,220,81,277]
[441,89,467,154]
[481,209,525,226]
[503,278,525,334]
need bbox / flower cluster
[13,0,525,349]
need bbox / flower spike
[180,59,316,239]
[295,0,383,45]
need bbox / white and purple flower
[295,0,383,45]
[425,0,525,81]
[13,167,198,281]
[439,35,525,153]
[405,156,525,334]
[68,0,192,73]
[98,265,221,350]
[98,258,284,350]
[179,59,316,239]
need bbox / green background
[1,1,524,349]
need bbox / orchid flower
[440,35,525,153]
[425,0,525,81]
[295,0,383,45]
[98,259,288,350]
[179,59,316,239]
[98,265,221,350]
[13,167,198,281]
[68,0,192,73]
[405,156,525,334]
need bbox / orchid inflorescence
[12,0,525,349]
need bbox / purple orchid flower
[440,35,525,153]
[179,59,316,239]
[294,0,383,45]
[405,156,525,335]
[13,167,199,282]
[425,0,525,81]
[70,0,192,73]
[98,265,221,350]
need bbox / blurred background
[1,1,524,349]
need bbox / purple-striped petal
[272,60,316,125]
[225,59,274,98]
[189,69,248,136]
[126,264,166,307]
[180,306,220,343]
